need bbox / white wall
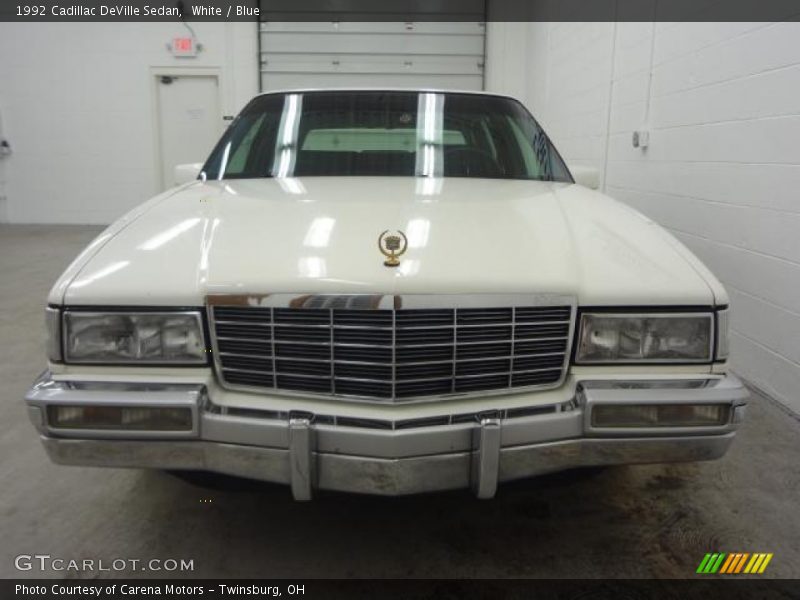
[0,22,258,224]
[486,21,800,413]
[0,132,7,222]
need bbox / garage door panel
[258,72,483,91]
[261,21,486,36]
[259,4,486,91]
[260,32,484,55]
[261,53,484,77]
[260,0,485,20]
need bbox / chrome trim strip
[218,351,566,366]
[289,417,313,501]
[217,336,569,349]
[472,417,501,499]
[219,366,277,375]
[217,320,570,331]
[219,351,271,359]
[28,373,743,437]
[270,308,278,385]
[329,308,336,396]
[207,294,577,404]
[391,307,397,398]
[24,374,204,439]
[579,374,748,437]
[207,397,575,441]
[215,320,272,327]
[207,293,574,310]
[219,367,563,383]
[508,306,516,388]
[45,306,62,363]
[25,372,746,499]
[450,308,457,393]
[716,308,730,360]
[40,433,737,497]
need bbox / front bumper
[26,373,748,500]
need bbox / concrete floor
[1,224,798,579]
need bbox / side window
[547,140,572,181]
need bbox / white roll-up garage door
[258,11,486,92]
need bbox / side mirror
[173,163,203,186]
[569,166,600,190]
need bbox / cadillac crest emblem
[378,230,408,267]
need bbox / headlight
[576,312,713,363]
[63,311,206,364]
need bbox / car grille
[210,301,573,402]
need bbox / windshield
[202,91,572,182]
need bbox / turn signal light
[592,404,729,428]
[48,405,193,431]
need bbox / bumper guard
[26,373,749,500]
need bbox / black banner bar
[4,579,800,600]
[1,0,800,22]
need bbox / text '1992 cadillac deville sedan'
[26,90,749,500]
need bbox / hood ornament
[378,230,408,268]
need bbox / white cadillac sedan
[26,90,748,500]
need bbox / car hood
[54,177,724,306]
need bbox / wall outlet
[632,130,650,149]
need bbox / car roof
[254,88,520,101]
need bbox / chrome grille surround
[208,294,576,404]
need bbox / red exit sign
[171,37,197,57]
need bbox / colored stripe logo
[697,552,773,574]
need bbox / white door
[155,74,221,190]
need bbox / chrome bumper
[26,373,749,500]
